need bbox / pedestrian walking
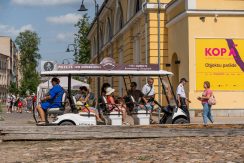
[176,78,191,121]
[26,95,33,113]
[12,95,16,112]
[6,94,12,113]
[17,97,23,113]
[32,93,37,109]
[197,81,214,126]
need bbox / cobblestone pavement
[1,137,244,162]
[1,105,244,162]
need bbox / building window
[105,17,113,43]
[115,2,124,33]
[92,37,96,57]
[135,0,141,13]
[133,36,141,64]
[133,26,141,87]
[99,28,103,49]
[127,0,142,20]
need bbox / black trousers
[179,97,190,122]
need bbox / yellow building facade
[88,0,244,116]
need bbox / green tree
[15,30,41,96]
[74,14,91,64]
[8,81,19,95]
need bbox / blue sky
[0,0,104,64]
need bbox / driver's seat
[45,93,66,119]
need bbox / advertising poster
[196,38,244,91]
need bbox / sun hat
[105,87,115,95]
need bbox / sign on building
[196,38,244,91]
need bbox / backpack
[208,95,216,105]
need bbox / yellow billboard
[196,38,244,91]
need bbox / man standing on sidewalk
[176,78,191,122]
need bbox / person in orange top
[105,87,128,125]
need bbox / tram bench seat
[47,107,65,115]
[99,96,122,125]
[125,95,151,125]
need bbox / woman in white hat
[105,87,128,125]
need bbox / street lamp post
[66,44,77,53]
[78,0,100,97]
[62,59,70,64]
[66,44,77,63]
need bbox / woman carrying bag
[197,81,215,126]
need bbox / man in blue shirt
[36,77,64,124]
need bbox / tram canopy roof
[40,61,173,77]
[41,70,173,77]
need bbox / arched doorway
[171,53,179,91]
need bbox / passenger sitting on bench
[105,87,129,125]
[142,78,156,124]
[75,86,103,122]
[36,77,64,125]
[101,83,111,96]
[126,82,152,112]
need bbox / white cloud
[0,24,34,37]
[11,0,104,6]
[46,13,82,25]
[56,33,73,42]
[19,24,34,32]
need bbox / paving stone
[0,105,244,162]
[0,137,243,162]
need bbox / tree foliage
[74,14,91,64]
[8,82,19,95]
[15,30,41,95]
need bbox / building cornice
[166,10,244,28]
[142,2,167,11]
[166,0,183,14]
